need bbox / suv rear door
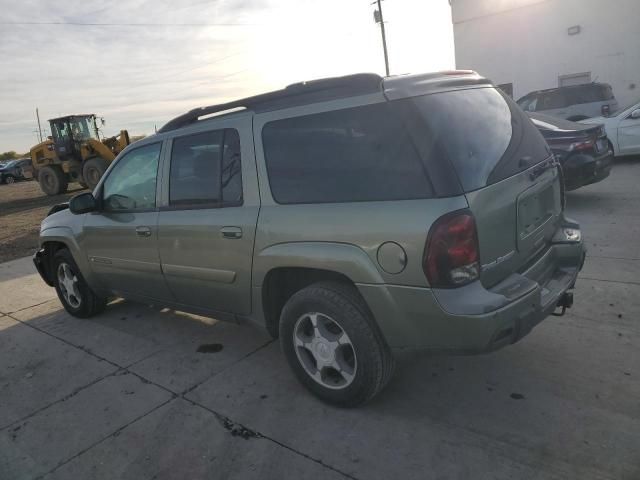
[156,116,258,315]
[405,87,561,288]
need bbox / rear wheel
[280,282,395,407]
[39,166,68,195]
[82,157,109,191]
[52,249,106,318]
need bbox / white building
[451,0,640,105]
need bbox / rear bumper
[358,222,586,352]
[563,151,613,191]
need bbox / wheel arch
[39,228,94,287]
[253,242,385,338]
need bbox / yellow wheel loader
[30,114,130,195]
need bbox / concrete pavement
[0,160,639,479]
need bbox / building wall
[452,0,640,105]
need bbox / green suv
[34,71,585,406]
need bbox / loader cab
[49,114,100,159]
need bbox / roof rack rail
[158,73,383,133]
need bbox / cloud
[0,0,453,152]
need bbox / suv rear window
[400,87,550,192]
[262,103,433,204]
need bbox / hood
[579,116,606,125]
[40,207,75,232]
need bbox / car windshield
[608,98,640,117]
[69,116,99,141]
[2,160,17,168]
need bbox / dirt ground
[0,180,85,263]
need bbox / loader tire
[82,157,109,191]
[39,166,68,196]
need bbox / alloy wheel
[57,262,82,308]
[293,312,357,390]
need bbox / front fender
[252,241,385,287]
[39,226,94,286]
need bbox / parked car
[528,112,613,191]
[0,158,32,184]
[33,71,585,406]
[517,83,618,121]
[580,99,640,157]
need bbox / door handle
[221,226,243,239]
[135,226,152,237]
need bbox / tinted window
[262,103,433,204]
[404,87,550,191]
[538,90,568,110]
[169,129,242,207]
[103,143,161,211]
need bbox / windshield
[69,116,99,141]
[608,98,640,117]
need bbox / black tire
[4,175,15,184]
[39,166,68,195]
[82,157,109,191]
[52,249,107,318]
[280,281,395,407]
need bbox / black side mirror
[69,192,97,214]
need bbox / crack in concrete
[579,276,640,287]
[186,398,359,480]
[32,398,175,480]
[3,314,355,479]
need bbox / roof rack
[158,73,383,133]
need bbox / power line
[0,21,256,27]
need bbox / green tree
[0,151,20,161]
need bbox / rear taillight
[547,137,594,152]
[602,104,610,116]
[423,211,480,288]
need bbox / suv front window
[102,143,161,211]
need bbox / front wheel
[82,157,109,191]
[53,249,107,318]
[4,175,15,184]
[38,166,68,195]
[280,282,395,407]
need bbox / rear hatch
[406,87,562,287]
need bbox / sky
[0,0,455,153]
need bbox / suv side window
[539,90,567,110]
[262,102,433,204]
[102,143,161,212]
[169,128,242,207]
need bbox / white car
[581,100,640,157]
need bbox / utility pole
[36,108,43,143]
[373,0,390,76]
